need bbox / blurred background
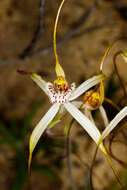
[0,0,127,189]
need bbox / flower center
[54,76,68,91]
[83,90,102,110]
[47,82,75,104]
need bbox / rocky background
[0,0,127,189]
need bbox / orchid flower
[81,75,127,190]
[24,0,106,172]
[28,54,105,170]
[82,80,109,126]
[83,41,127,146]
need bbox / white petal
[69,74,105,101]
[64,102,101,144]
[71,101,83,108]
[58,101,83,115]
[99,105,109,127]
[30,73,49,96]
[101,106,127,140]
[29,103,60,154]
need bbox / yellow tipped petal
[64,102,101,145]
[30,72,49,95]
[101,106,127,141]
[121,51,127,63]
[96,135,126,189]
[70,74,106,101]
[28,151,32,178]
[28,103,59,175]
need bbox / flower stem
[65,119,77,190]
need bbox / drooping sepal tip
[28,149,32,178]
[28,137,35,179]
[29,72,39,79]
[96,138,126,189]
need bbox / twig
[23,0,98,59]
[32,23,108,58]
[0,0,100,66]
[19,0,46,59]
[0,23,108,67]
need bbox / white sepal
[71,101,83,108]
[69,74,105,101]
[29,103,60,154]
[30,73,49,96]
[101,106,127,140]
[64,102,101,144]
